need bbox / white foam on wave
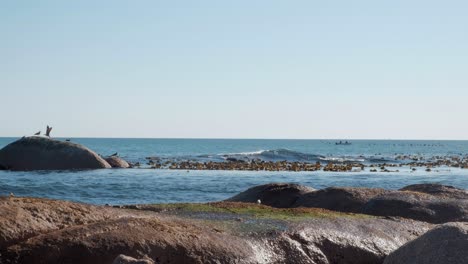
[319,157,366,162]
[219,150,266,156]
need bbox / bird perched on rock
[9,192,14,198]
[45,125,52,137]
[111,152,118,157]
[34,131,40,135]
[257,199,262,204]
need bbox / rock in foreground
[384,222,468,264]
[229,183,468,224]
[294,187,389,213]
[0,196,119,248]
[1,197,431,264]
[0,136,111,170]
[363,191,468,224]
[4,217,255,264]
[399,183,468,199]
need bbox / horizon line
[1,136,468,141]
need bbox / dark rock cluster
[157,160,325,171]
[149,160,370,172]
[148,157,468,172]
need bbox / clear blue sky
[1,1,467,139]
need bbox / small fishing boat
[335,141,352,145]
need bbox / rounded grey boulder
[294,187,389,213]
[105,156,130,168]
[363,191,468,224]
[0,136,111,171]
[384,222,468,264]
[400,183,468,200]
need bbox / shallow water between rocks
[1,169,467,205]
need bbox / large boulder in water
[0,136,111,170]
[225,183,315,208]
[384,222,468,264]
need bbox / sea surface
[1,137,468,205]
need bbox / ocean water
[1,137,468,205]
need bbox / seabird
[45,125,52,137]
[257,199,262,204]
[111,152,118,157]
[9,192,14,198]
[34,131,41,135]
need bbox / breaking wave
[220,149,324,162]
[216,149,397,164]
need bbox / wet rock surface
[270,218,429,264]
[384,222,468,264]
[0,136,111,171]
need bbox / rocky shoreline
[1,137,468,172]
[1,183,467,264]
